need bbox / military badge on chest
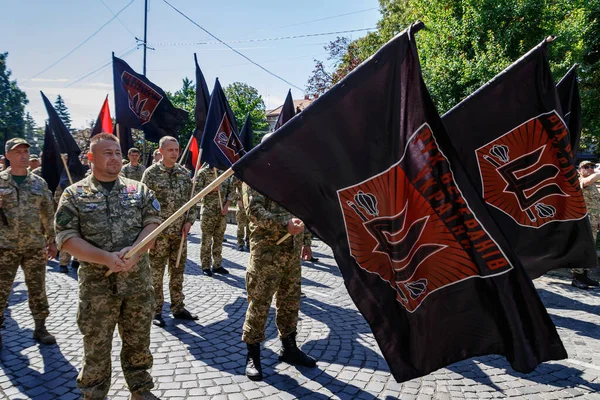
[119,184,141,208]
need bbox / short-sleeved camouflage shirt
[54,175,162,297]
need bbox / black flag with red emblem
[200,78,243,170]
[442,43,594,279]
[273,90,295,131]
[556,64,582,156]
[232,25,566,382]
[112,55,188,143]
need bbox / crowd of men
[0,133,316,400]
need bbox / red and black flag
[273,89,295,131]
[187,53,211,171]
[239,114,254,151]
[41,91,86,189]
[442,43,594,279]
[112,55,188,143]
[41,123,61,193]
[232,26,566,382]
[91,95,114,137]
[200,78,243,171]
[556,64,582,156]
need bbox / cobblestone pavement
[0,224,599,399]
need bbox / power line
[161,0,304,92]
[99,0,137,38]
[66,46,139,88]
[26,0,136,81]
[150,28,376,47]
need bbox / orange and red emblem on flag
[213,114,243,165]
[475,111,586,228]
[338,124,512,312]
[121,71,163,125]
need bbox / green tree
[23,112,43,154]
[223,82,269,143]
[54,94,72,131]
[166,77,196,149]
[329,0,600,149]
[0,52,28,147]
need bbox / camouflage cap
[579,160,595,168]
[29,155,40,161]
[5,138,31,153]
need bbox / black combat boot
[245,343,263,381]
[279,332,316,367]
[580,271,599,287]
[152,313,165,327]
[33,319,56,345]
[572,273,590,290]
[173,308,198,320]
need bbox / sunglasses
[581,165,594,169]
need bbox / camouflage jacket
[0,168,55,250]
[582,182,600,218]
[31,167,42,177]
[121,163,146,182]
[195,165,234,216]
[231,177,243,203]
[242,183,309,251]
[54,175,161,297]
[142,161,195,235]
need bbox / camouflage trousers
[77,289,154,399]
[149,232,187,314]
[573,214,599,274]
[200,212,226,270]
[236,207,249,247]
[0,248,49,325]
[242,246,301,344]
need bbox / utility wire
[26,0,136,81]
[162,0,304,92]
[99,0,138,38]
[66,45,139,88]
[150,28,376,47]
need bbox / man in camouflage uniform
[241,135,316,381]
[55,133,161,400]
[574,160,600,289]
[232,177,249,251]
[0,138,57,348]
[29,154,41,172]
[142,136,197,327]
[121,148,146,181]
[31,153,42,177]
[196,164,232,276]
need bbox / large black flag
[116,123,134,159]
[186,53,212,171]
[41,91,86,188]
[442,43,595,279]
[112,55,188,143]
[200,79,243,171]
[232,26,566,382]
[41,123,61,193]
[556,64,582,156]
[239,114,254,151]
[273,89,295,131]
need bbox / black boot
[59,265,68,274]
[572,274,590,290]
[279,332,316,367]
[153,314,165,327]
[580,271,599,287]
[245,343,263,381]
[71,260,80,270]
[33,319,56,345]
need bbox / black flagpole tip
[412,21,425,33]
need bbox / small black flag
[556,64,582,156]
[112,55,188,142]
[41,123,61,193]
[239,114,254,151]
[273,90,295,131]
[187,54,212,171]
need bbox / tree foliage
[0,52,28,147]
[322,0,600,149]
[223,82,269,142]
[166,77,196,148]
[53,94,72,131]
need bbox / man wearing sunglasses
[575,160,600,289]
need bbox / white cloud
[30,78,71,83]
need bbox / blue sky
[2,0,381,129]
